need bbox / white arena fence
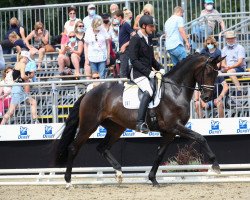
[0,164,250,185]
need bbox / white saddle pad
[122,82,161,109]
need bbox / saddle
[122,78,162,109]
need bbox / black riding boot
[136,91,151,133]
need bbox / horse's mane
[163,53,205,77]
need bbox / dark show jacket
[128,32,163,79]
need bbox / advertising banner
[0,117,249,141]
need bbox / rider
[128,15,165,133]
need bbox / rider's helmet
[139,15,157,28]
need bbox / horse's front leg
[149,133,175,187]
[176,124,220,173]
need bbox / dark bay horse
[55,54,225,187]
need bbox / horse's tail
[55,93,85,166]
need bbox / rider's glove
[155,72,162,80]
[159,69,165,75]
[149,71,156,78]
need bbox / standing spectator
[58,31,83,77]
[110,4,119,15]
[164,6,190,67]
[0,45,5,70]
[0,51,38,125]
[101,13,112,33]
[123,8,133,26]
[1,17,26,54]
[61,6,80,45]
[83,4,99,32]
[221,31,246,96]
[0,67,13,117]
[200,36,221,58]
[133,4,154,31]
[194,74,229,118]
[25,22,49,70]
[8,31,27,53]
[191,0,225,51]
[84,18,110,79]
[113,10,135,78]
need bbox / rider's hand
[149,71,155,78]
[155,72,162,80]
[159,69,165,75]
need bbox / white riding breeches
[133,76,153,97]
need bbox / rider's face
[145,24,155,34]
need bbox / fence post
[51,83,58,123]
[18,8,23,27]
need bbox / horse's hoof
[212,162,221,174]
[115,170,123,184]
[65,182,73,190]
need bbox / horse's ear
[210,56,226,64]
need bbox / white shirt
[83,15,100,32]
[164,15,184,50]
[84,27,110,62]
[64,19,80,35]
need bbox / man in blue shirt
[113,10,135,78]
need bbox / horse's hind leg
[97,121,125,184]
[65,125,98,188]
[175,124,220,173]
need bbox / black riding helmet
[139,15,157,28]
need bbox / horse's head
[195,55,226,102]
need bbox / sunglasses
[93,77,100,79]
[69,12,76,15]
[78,25,84,27]
[207,43,214,45]
[95,34,98,41]
[69,35,76,38]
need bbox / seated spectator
[0,67,13,117]
[194,74,229,118]
[200,36,221,58]
[133,4,154,30]
[58,31,83,77]
[25,21,49,70]
[84,18,110,79]
[8,31,27,53]
[191,0,225,51]
[86,72,101,92]
[221,31,246,96]
[83,4,99,32]
[0,51,38,125]
[61,6,80,45]
[110,4,119,15]
[0,45,5,70]
[1,17,26,54]
[123,8,133,26]
[74,20,86,73]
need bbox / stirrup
[136,122,150,133]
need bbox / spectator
[0,51,38,125]
[200,36,221,58]
[101,13,112,33]
[123,8,133,26]
[110,19,119,52]
[25,21,49,70]
[133,4,154,31]
[194,74,229,118]
[86,72,101,92]
[1,17,26,54]
[113,10,135,78]
[58,31,83,77]
[164,6,190,67]
[74,20,86,73]
[8,31,27,53]
[0,45,5,70]
[83,4,99,32]
[61,6,80,45]
[0,67,13,117]
[110,4,119,15]
[191,0,225,51]
[84,18,110,79]
[221,31,246,96]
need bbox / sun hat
[225,31,236,39]
[20,50,33,61]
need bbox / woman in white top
[0,45,5,70]
[61,6,80,45]
[84,18,110,79]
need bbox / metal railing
[0,0,248,41]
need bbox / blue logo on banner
[186,122,192,130]
[209,120,222,134]
[149,132,161,137]
[97,127,107,137]
[43,125,55,138]
[18,126,30,139]
[237,119,250,133]
[122,129,135,137]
